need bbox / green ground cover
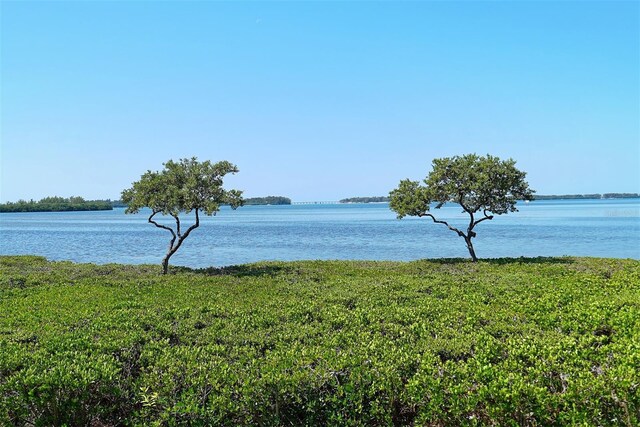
[1,256,638,426]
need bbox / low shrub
[1,256,638,426]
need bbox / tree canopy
[121,158,243,273]
[389,154,534,261]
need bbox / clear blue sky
[1,1,638,202]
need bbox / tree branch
[419,213,466,238]
[168,209,201,256]
[149,210,177,252]
[171,213,181,237]
[181,209,200,241]
[149,211,176,240]
[473,209,494,227]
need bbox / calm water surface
[1,199,638,267]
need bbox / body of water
[1,199,638,267]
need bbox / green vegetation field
[1,256,638,426]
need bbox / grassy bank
[1,256,638,426]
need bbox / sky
[1,1,638,202]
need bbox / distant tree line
[534,193,639,200]
[110,200,128,208]
[340,193,639,204]
[340,196,390,204]
[244,196,291,205]
[0,196,113,213]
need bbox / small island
[0,196,113,213]
[243,196,291,205]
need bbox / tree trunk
[464,236,478,262]
[151,210,200,274]
[161,242,182,275]
[161,252,172,274]
[161,237,178,275]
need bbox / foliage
[0,197,112,213]
[389,154,535,261]
[121,158,243,274]
[244,196,292,205]
[1,255,638,426]
[122,158,243,216]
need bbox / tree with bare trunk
[121,158,243,274]
[389,154,534,262]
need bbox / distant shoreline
[0,206,113,213]
[2,194,638,211]
[0,198,113,213]
[533,193,640,200]
[339,193,640,204]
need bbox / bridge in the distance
[291,201,339,205]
